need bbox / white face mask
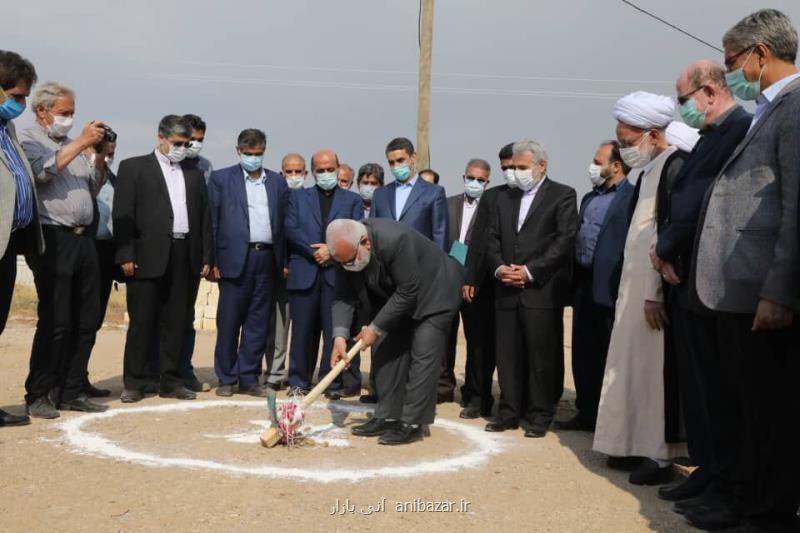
[588,163,608,187]
[619,134,654,169]
[186,140,203,158]
[343,244,371,272]
[359,184,377,201]
[47,114,74,138]
[105,156,114,167]
[166,144,188,163]
[286,176,305,189]
[503,168,517,188]
[514,167,544,192]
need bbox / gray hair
[688,62,731,95]
[158,115,192,138]
[281,153,306,168]
[465,158,491,175]
[326,219,367,250]
[723,9,798,63]
[512,139,548,163]
[31,81,74,111]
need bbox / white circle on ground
[56,400,506,482]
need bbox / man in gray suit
[328,218,463,445]
[0,50,42,427]
[686,9,800,531]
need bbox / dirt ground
[0,311,693,533]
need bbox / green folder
[449,240,468,266]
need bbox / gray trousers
[264,276,289,386]
[373,310,456,425]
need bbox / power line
[620,0,724,53]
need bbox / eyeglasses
[170,141,192,148]
[724,46,755,70]
[464,175,489,183]
[677,85,704,106]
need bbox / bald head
[676,60,735,128]
[310,149,340,174]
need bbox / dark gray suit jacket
[694,77,800,314]
[331,218,464,338]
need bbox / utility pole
[416,0,434,169]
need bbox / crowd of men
[0,7,798,531]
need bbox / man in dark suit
[485,139,578,438]
[441,158,492,414]
[681,11,800,530]
[285,149,362,397]
[329,218,463,445]
[649,61,751,506]
[458,143,516,417]
[556,140,632,432]
[207,129,287,397]
[0,50,42,426]
[113,115,212,403]
[370,137,448,251]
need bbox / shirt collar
[242,166,266,183]
[154,148,179,167]
[761,72,800,104]
[398,175,418,189]
[701,104,739,133]
[523,175,546,196]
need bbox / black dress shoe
[459,406,481,419]
[378,424,424,445]
[553,414,595,431]
[606,456,642,471]
[658,469,711,501]
[673,493,722,515]
[351,418,399,437]
[26,397,60,419]
[238,384,268,398]
[0,408,31,426]
[484,419,519,432]
[685,505,741,530]
[524,427,547,438]
[59,394,108,413]
[184,378,211,393]
[359,394,378,404]
[120,389,145,403]
[629,458,674,486]
[158,387,197,400]
[437,391,455,404]
[84,382,111,398]
[216,384,234,397]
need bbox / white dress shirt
[154,149,189,233]
[459,196,479,243]
[517,177,545,231]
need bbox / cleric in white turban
[593,90,688,485]
[613,91,676,130]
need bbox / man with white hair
[593,91,689,486]
[328,218,463,445]
[484,139,577,439]
[20,81,108,417]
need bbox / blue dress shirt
[0,119,34,230]
[243,167,272,243]
[394,175,418,219]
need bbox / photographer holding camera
[19,81,111,417]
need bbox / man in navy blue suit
[285,149,362,397]
[555,140,633,432]
[208,129,288,397]
[370,137,448,251]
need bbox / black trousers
[0,232,20,336]
[25,226,100,403]
[123,239,199,391]
[453,284,496,413]
[94,239,118,331]
[714,314,800,522]
[670,302,717,476]
[570,276,614,426]
[495,306,564,429]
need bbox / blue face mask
[391,164,412,182]
[316,171,338,190]
[725,48,763,101]
[679,98,707,129]
[240,154,263,172]
[0,97,25,121]
[464,178,485,199]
